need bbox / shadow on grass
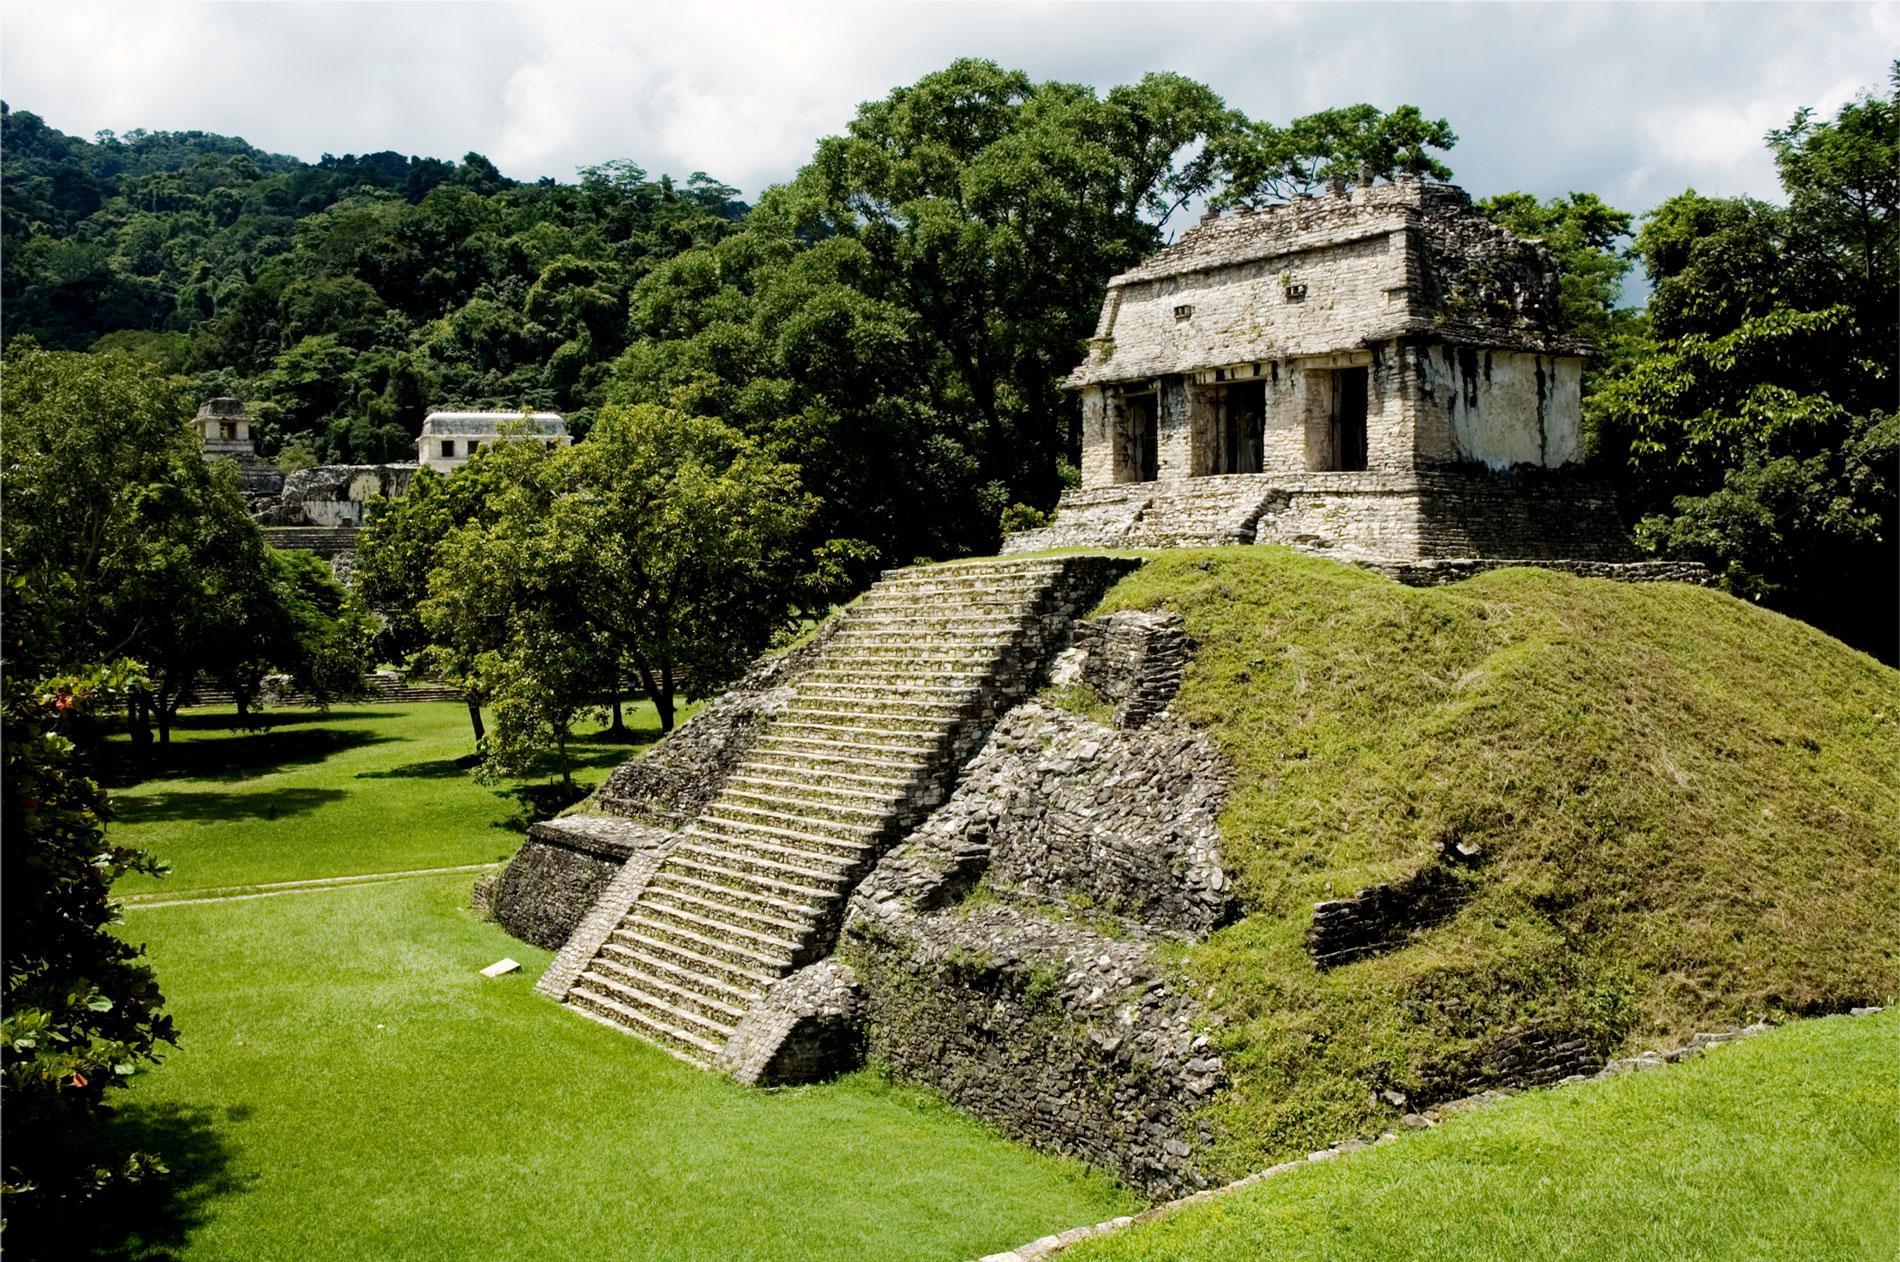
[104,727,394,788]
[353,753,482,780]
[167,708,408,732]
[113,786,349,824]
[7,1102,249,1262]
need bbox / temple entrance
[1310,367,1368,471]
[1113,391,1159,483]
[1208,381,1264,475]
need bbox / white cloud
[2,0,1890,220]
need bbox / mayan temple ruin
[1003,176,1679,578]
[487,179,1719,1196]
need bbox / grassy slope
[95,703,1132,1260]
[1072,1010,1900,1262]
[110,702,658,893]
[1089,549,1900,1174]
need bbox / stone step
[569,976,729,1056]
[720,783,896,819]
[779,705,956,731]
[646,869,828,922]
[726,767,915,799]
[633,898,802,956]
[844,610,1030,630]
[642,881,811,937]
[677,838,856,886]
[665,851,842,905]
[589,954,753,1023]
[599,938,769,1001]
[745,744,927,778]
[626,908,796,971]
[795,674,982,696]
[695,808,875,856]
[786,697,970,724]
[608,926,780,989]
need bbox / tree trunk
[632,656,671,734]
[465,697,486,745]
[657,664,675,733]
[607,675,628,735]
[235,692,251,724]
[126,690,152,748]
[556,727,571,786]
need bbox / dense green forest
[0,104,747,461]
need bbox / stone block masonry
[842,702,1237,1195]
[1068,611,1190,729]
[540,555,1139,1065]
[492,817,671,950]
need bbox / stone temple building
[192,397,284,497]
[1004,177,1640,568]
[415,410,568,474]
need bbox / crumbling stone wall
[1066,611,1190,729]
[846,898,1225,1198]
[254,464,416,527]
[716,960,866,1087]
[840,703,1237,1196]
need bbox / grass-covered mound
[1070,1010,1900,1262]
[1087,549,1900,1177]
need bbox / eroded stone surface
[715,960,866,1086]
[491,817,670,950]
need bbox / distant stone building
[192,397,284,496]
[1005,177,1637,567]
[415,410,568,474]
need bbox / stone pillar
[1079,386,1114,488]
[1157,375,1193,480]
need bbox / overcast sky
[4,1,1893,226]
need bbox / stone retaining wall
[846,900,1224,1198]
[491,817,671,950]
[840,703,1237,1196]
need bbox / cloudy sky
[3,1,1892,225]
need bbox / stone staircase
[1002,475,1283,553]
[1124,475,1280,547]
[541,555,1131,1064]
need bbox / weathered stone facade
[1005,178,1656,567]
[254,464,417,528]
[492,817,671,950]
[838,702,1237,1195]
[416,410,568,473]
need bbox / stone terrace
[537,555,1134,1063]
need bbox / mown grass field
[1073,1010,1900,1262]
[108,702,659,894]
[94,702,1134,1261]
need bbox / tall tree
[1589,71,1898,660]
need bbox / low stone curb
[976,1007,1887,1262]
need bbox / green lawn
[92,703,1134,1261]
[110,702,660,893]
[1072,1009,1900,1262]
